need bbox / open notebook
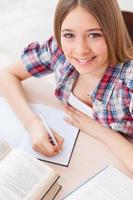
[0,97,79,166]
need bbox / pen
[39,112,58,147]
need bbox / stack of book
[0,138,61,200]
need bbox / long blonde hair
[54,0,133,65]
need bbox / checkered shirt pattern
[21,36,133,136]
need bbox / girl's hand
[28,118,64,157]
[64,105,96,137]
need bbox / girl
[0,0,133,172]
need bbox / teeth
[77,58,93,63]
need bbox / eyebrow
[61,28,102,32]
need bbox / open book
[63,165,133,200]
[0,97,79,166]
[0,138,61,200]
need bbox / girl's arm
[64,105,133,173]
[0,61,63,156]
[0,61,36,128]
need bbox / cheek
[61,40,72,57]
[95,40,108,57]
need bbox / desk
[7,77,133,199]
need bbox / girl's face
[61,6,109,75]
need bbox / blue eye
[63,33,74,38]
[89,33,102,38]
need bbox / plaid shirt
[21,36,133,136]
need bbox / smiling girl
[0,0,133,172]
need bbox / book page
[0,97,79,166]
[0,139,11,160]
[64,166,133,200]
[0,149,58,200]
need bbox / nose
[75,37,90,56]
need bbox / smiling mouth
[75,57,96,64]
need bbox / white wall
[0,0,132,64]
[118,0,133,11]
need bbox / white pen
[39,112,58,147]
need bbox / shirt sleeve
[21,36,56,77]
[129,86,133,117]
[125,60,133,117]
[121,60,133,118]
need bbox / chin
[75,67,96,74]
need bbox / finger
[64,106,80,121]
[44,139,59,153]
[64,112,80,123]
[64,117,79,129]
[54,133,64,151]
[50,129,64,149]
[41,143,59,157]
[34,133,59,156]
[46,131,59,147]
[32,142,54,157]
[53,132,64,143]
[64,105,82,117]
[47,129,63,149]
[42,144,59,156]
[41,147,59,157]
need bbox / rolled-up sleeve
[129,87,133,117]
[21,36,55,77]
[126,61,133,117]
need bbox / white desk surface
[2,77,133,200]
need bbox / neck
[80,65,107,83]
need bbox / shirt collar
[55,60,78,102]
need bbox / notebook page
[64,166,133,200]
[0,97,79,166]
[20,104,79,166]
